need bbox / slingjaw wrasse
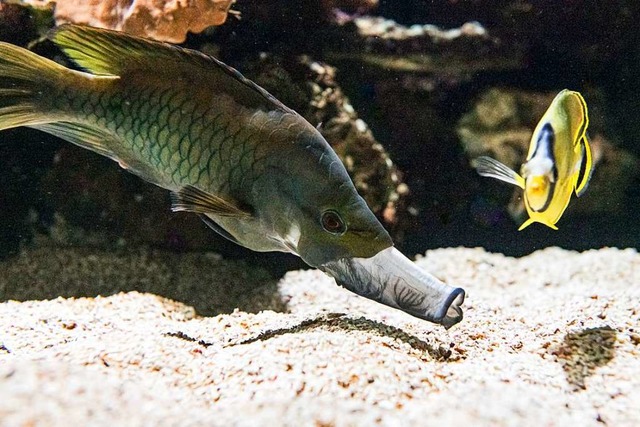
[0,25,464,328]
[475,89,594,230]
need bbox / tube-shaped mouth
[320,247,465,328]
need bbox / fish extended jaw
[439,287,465,329]
[321,247,465,328]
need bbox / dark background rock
[1,0,639,263]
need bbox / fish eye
[321,210,346,235]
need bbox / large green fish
[0,25,464,327]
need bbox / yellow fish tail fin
[547,222,559,230]
[474,156,525,189]
[0,41,71,130]
[517,218,536,231]
[518,217,558,231]
[575,136,594,197]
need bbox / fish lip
[320,247,465,328]
[438,287,465,329]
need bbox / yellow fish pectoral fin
[170,185,252,219]
[474,156,525,189]
[575,136,594,197]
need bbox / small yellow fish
[475,89,594,230]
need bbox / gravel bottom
[0,246,639,426]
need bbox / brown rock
[19,0,235,42]
[328,17,524,77]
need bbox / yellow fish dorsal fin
[575,136,594,197]
[550,89,589,148]
[474,156,525,189]
[49,25,293,112]
[551,90,593,197]
[527,90,588,159]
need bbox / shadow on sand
[0,244,288,316]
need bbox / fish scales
[54,73,269,200]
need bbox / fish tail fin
[0,41,75,130]
[517,218,537,231]
[518,217,558,231]
[0,41,135,175]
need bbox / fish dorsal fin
[561,90,589,147]
[541,90,588,148]
[51,25,160,76]
[474,156,525,189]
[575,136,594,197]
[550,90,592,196]
[171,185,252,218]
[50,25,293,113]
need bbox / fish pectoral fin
[474,156,525,189]
[574,136,594,197]
[170,185,252,218]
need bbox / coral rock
[329,16,524,77]
[19,0,235,43]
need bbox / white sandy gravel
[0,246,639,426]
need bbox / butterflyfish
[475,89,594,230]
